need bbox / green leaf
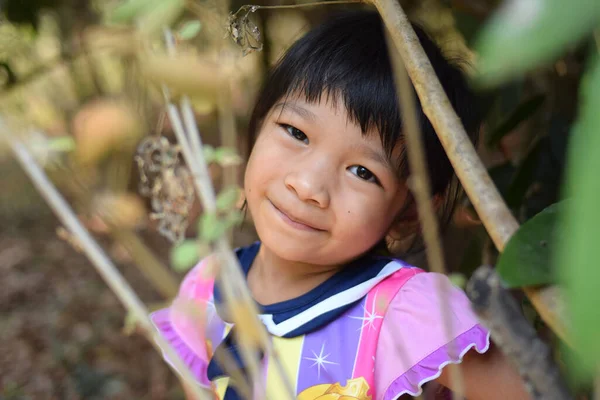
[177,20,202,40]
[448,273,467,289]
[137,0,185,35]
[496,201,564,288]
[122,311,139,335]
[48,136,76,153]
[216,186,240,211]
[108,0,160,24]
[203,145,215,164]
[558,55,600,381]
[214,147,242,167]
[199,212,225,242]
[224,210,244,229]
[486,95,545,147]
[170,240,205,272]
[475,0,600,87]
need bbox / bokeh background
[0,0,587,398]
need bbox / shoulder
[148,251,233,388]
[374,271,491,399]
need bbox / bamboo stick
[7,138,213,400]
[386,31,465,397]
[370,0,567,341]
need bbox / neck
[247,245,342,306]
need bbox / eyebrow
[272,102,318,122]
[273,101,397,172]
[350,143,395,171]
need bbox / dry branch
[386,30,465,397]
[167,94,296,400]
[6,137,212,400]
[160,25,295,395]
[370,0,567,342]
[110,228,179,299]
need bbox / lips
[269,200,325,232]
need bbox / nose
[284,162,331,208]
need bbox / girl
[152,10,529,400]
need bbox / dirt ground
[0,213,189,400]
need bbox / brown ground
[0,214,187,400]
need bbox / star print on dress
[349,290,383,331]
[304,342,339,379]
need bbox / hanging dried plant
[135,135,195,243]
[227,1,362,56]
[227,5,263,56]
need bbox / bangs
[252,10,403,160]
[248,9,480,197]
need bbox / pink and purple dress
[151,243,490,399]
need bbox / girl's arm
[436,344,530,400]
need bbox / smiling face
[244,95,409,268]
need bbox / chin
[259,230,325,264]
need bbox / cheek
[336,195,396,241]
[244,133,283,196]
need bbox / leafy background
[1,0,598,398]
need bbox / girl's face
[244,95,409,267]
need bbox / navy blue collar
[208,242,405,397]
[213,242,400,337]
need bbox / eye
[280,124,309,144]
[348,165,380,184]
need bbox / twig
[215,61,239,190]
[7,138,212,400]
[110,228,179,299]
[160,29,266,395]
[162,25,295,399]
[233,0,363,12]
[168,103,216,209]
[174,95,296,400]
[370,0,567,342]
[371,0,518,251]
[467,266,573,400]
[385,29,465,399]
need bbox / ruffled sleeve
[374,272,490,400]
[150,259,217,387]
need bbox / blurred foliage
[470,0,600,386]
[1,0,599,396]
[557,54,600,382]
[474,0,600,86]
[496,201,562,288]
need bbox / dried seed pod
[227,5,263,56]
[135,136,195,243]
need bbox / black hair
[246,9,481,253]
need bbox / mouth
[269,200,325,232]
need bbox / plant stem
[370,0,567,342]
[467,266,573,400]
[236,0,363,12]
[386,29,465,399]
[161,25,296,398]
[172,95,296,400]
[8,138,212,400]
[110,228,179,299]
[216,63,239,190]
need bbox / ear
[386,193,445,240]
